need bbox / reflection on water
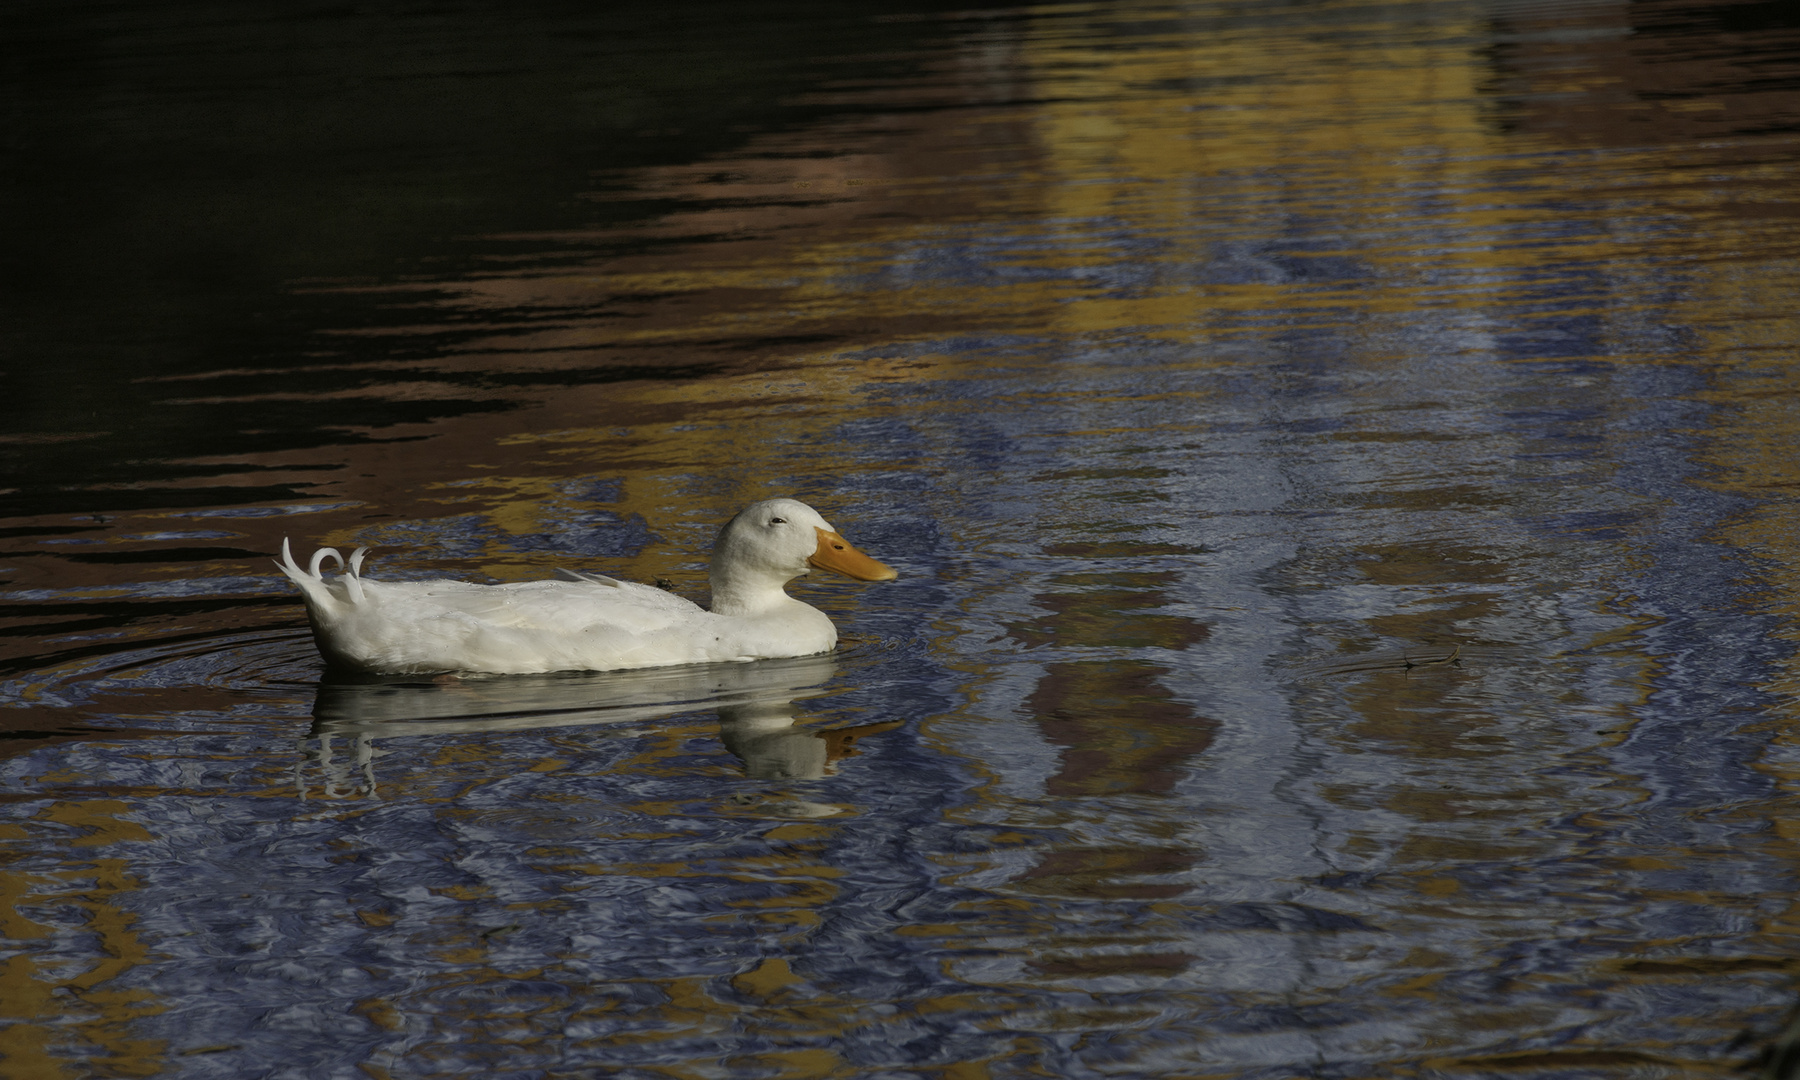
[5,0,1800,1076]
[301,654,877,798]
[309,655,840,741]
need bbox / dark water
[5,1,1800,1076]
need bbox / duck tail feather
[277,537,303,579]
[308,547,345,579]
[344,546,369,603]
[278,542,365,609]
[343,543,372,604]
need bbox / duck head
[708,498,896,614]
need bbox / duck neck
[707,564,801,617]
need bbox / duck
[279,497,896,675]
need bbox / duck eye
[769,517,785,525]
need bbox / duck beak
[808,527,898,581]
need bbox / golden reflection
[1016,846,1195,901]
[0,803,166,1078]
[1027,660,1217,798]
[1008,572,1210,650]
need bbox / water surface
[5,1,1800,1077]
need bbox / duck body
[287,574,836,675]
[279,498,895,676]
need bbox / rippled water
[6,1,1800,1076]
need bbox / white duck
[279,498,896,675]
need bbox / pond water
[5,0,1800,1076]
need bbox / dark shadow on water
[0,0,1041,518]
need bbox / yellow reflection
[1,802,166,1077]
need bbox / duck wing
[291,568,717,674]
[359,575,701,634]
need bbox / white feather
[276,498,895,675]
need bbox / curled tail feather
[278,539,369,605]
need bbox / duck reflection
[298,653,895,798]
[717,696,901,780]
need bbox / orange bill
[808,527,898,581]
